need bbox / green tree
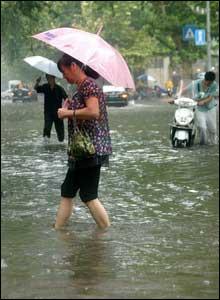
[1,1,219,85]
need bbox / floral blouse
[67,78,112,157]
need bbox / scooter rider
[165,79,174,96]
[169,71,218,145]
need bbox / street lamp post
[206,1,211,71]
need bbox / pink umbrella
[32,27,135,90]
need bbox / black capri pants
[61,165,101,202]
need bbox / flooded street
[1,99,219,299]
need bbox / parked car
[1,89,14,100]
[193,72,205,80]
[196,72,205,79]
[103,85,129,107]
[12,87,38,102]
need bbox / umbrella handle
[96,24,103,36]
[62,98,71,108]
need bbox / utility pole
[206,1,211,71]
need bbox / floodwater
[1,99,219,299]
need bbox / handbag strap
[72,109,77,131]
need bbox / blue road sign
[195,29,206,45]
[182,25,197,41]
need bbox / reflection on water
[1,100,219,299]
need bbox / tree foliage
[1,1,219,84]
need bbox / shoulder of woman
[82,78,101,93]
[85,78,98,87]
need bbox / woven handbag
[68,111,96,160]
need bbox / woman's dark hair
[205,71,216,81]
[57,53,100,79]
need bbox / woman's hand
[57,108,73,119]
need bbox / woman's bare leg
[54,197,74,229]
[86,199,110,229]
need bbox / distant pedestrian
[172,71,182,96]
[34,74,68,142]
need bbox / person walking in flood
[54,53,112,229]
[172,71,182,96]
[169,71,218,145]
[34,74,68,142]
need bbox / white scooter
[169,97,197,147]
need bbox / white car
[196,72,205,80]
[103,85,129,107]
[1,89,14,100]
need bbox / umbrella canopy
[137,74,156,81]
[24,56,63,78]
[32,28,135,90]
